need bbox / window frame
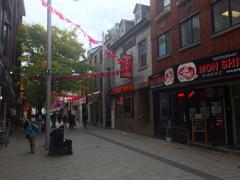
[0,0,3,50]
[94,55,97,65]
[157,31,171,58]
[157,0,171,15]
[180,14,200,48]
[3,22,11,57]
[212,0,240,34]
[138,39,147,70]
[135,7,142,24]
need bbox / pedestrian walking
[51,111,57,128]
[68,111,75,129]
[23,119,29,130]
[26,118,39,154]
[37,113,43,132]
[57,110,63,125]
[82,110,88,129]
[63,114,67,127]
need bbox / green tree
[18,24,95,113]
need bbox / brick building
[0,0,25,129]
[149,0,240,147]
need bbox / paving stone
[0,126,240,180]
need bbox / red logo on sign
[177,62,197,82]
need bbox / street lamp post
[45,0,52,150]
[102,32,106,128]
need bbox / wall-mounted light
[178,93,185,97]
[10,71,13,75]
[222,10,240,17]
[0,96,2,100]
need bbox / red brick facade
[150,0,240,73]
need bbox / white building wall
[113,26,152,89]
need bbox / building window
[212,0,240,33]
[157,0,171,14]
[0,0,3,43]
[135,7,142,24]
[3,23,11,57]
[138,40,147,69]
[157,31,171,57]
[177,0,190,7]
[180,14,200,48]
[99,50,103,64]
[94,55,97,65]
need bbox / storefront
[150,50,240,147]
[111,83,134,132]
[87,92,101,126]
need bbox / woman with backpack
[26,118,39,154]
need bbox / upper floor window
[157,0,171,14]
[94,55,97,65]
[157,31,171,57]
[0,0,3,43]
[120,23,126,37]
[3,23,11,57]
[180,14,200,48]
[138,40,147,69]
[135,7,142,24]
[100,50,103,64]
[212,0,240,33]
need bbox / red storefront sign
[149,50,240,89]
[111,83,134,95]
[120,54,133,78]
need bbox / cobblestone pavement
[1,125,240,180]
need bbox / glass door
[234,98,240,145]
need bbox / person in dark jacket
[82,110,88,129]
[68,111,75,129]
[51,112,56,128]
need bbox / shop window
[180,14,200,48]
[138,39,147,69]
[159,94,171,127]
[124,95,134,118]
[212,0,240,33]
[157,31,171,58]
[116,96,124,117]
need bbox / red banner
[120,55,132,78]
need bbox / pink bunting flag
[40,0,101,45]
[54,8,65,21]
[65,18,72,24]
[104,50,110,56]
[41,0,47,7]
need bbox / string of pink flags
[41,0,101,45]
[35,0,133,81]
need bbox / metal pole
[45,0,52,150]
[102,32,106,128]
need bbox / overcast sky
[23,0,150,49]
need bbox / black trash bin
[49,126,73,156]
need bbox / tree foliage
[18,24,95,110]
